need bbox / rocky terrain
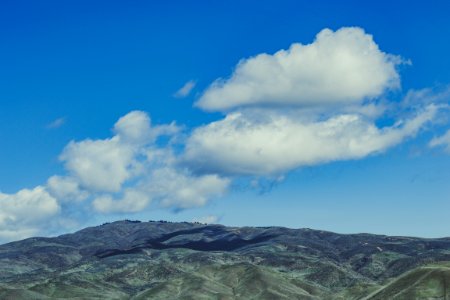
[1,220,450,299]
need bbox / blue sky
[1,1,450,242]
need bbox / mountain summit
[1,220,450,299]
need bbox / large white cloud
[90,145,231,214]
[93,189,151,214]
[59,111,180,194]
[47,175,89,202]
[196,27,403,111]
[146,167,230,209]
[187,27,443,176]
[60,137,136,193]
[184,105,437,175]
[91,168,229,213]
[55,111,230,214]
[58,111,155,194]
[0,186,60,242]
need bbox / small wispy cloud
[46,117,66,129]
[192,215,219,224]
[429,129,450,153]
[174,80,196,98]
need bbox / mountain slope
[1,220,450,299]
[363,264,450,299]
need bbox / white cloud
[114,111,153,144]
[93,189,151,214]
[60,137,137,193]
[403,86,450,107]
[91,162,230,213]
[47,176,89,202]
[196,27,403,111]
[112,110,181,144]
[54,110,229,214]
[429,130,450,152]
[89,160,230,213]
[150,122,182,141]
[46,117,66,129]
[59,111,180,194]
[184,105,437,176]
[145,167,230,209]
[0,186,60,242]
[187,27,442,177]
[174,80,196,98]
[193,215,219,224]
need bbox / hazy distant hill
[1,220,450,299]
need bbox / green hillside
[1,220,450,299]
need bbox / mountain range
[1,220,450,299]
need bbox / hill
[1,220,450,299]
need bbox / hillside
[1,220,450,299]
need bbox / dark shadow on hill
[95,226,275,258]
